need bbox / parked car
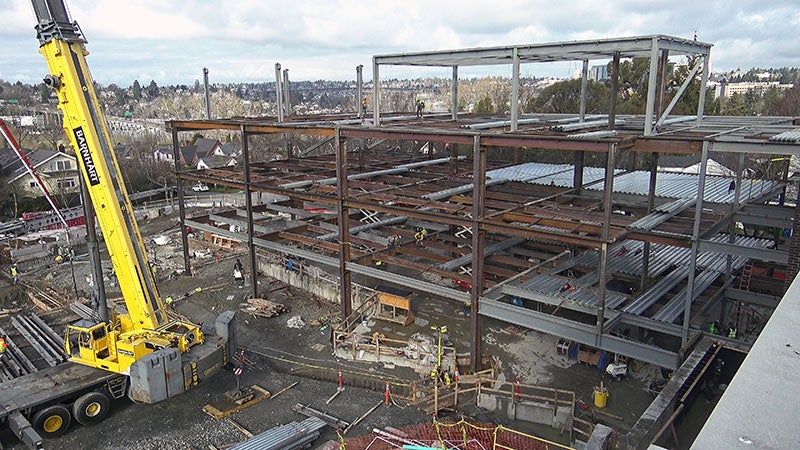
[191,183,209,192]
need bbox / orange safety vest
[0,338,6,353]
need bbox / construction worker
[709,321,719,335]
[361,96,368,114]
[0,336,6,357]
[416,99,425,118]
[414,228,427,247]
[727,323,738,339]
[10,264,18,285]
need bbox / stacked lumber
[240,298,287,318]
[0,308,21,319]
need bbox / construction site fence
[475,377,575,413]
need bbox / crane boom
[27,0,232,388]
[32,0,167,330]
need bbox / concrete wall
[477,393,571,430]
[256,258,374,311]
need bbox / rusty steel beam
[630,138,703,154]
[470,135,486,370]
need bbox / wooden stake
[270,381,299,400]
[343,401,382,435]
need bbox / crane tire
[31,404,71,438]
[72,391,111,426]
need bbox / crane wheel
[72,391,111,425]
[31,405,71,438]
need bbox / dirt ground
[1,211,662,449]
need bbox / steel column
[596,142,616,345]
[643,36,660,136]
[282,69,291,117]
[511,48,520,132]
[573,150,584,195]
[203,67,211,120]
[579,60,588,122]
[172,126,192,275]
[275,63,284,123]
[696,50,710,125]
[372,57,381,126]
[335,129,353,318]
[641,152,659,290]
[356,64,364,119]
[470,135,485,370]
[242,126,259,299]
[451,66,458,121]
[608,52,620,130]
[683,141,710,344]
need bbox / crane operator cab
[65,314,204,375]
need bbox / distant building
[590,64,608,82]
[153,146,174,163]
[196,155,238,170]
[720,81,793,98]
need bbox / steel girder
[480,299,680,369]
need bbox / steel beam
[724,288,781,308]
[480,299,680,369]
[697,240,789,264]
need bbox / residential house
[153,146,174,163]
[114,144,137,160]
[196,155,238,170]
[2,148,80,197]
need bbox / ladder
[735,262,754,333]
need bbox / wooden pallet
[202,385,271,419]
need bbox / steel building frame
[168,35,800,370]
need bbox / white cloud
[1,0,798,85]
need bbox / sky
[1,0,799,87]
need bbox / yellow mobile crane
[0,3,235,446]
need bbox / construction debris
[287,315,305,328]
[239,298,287,318]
